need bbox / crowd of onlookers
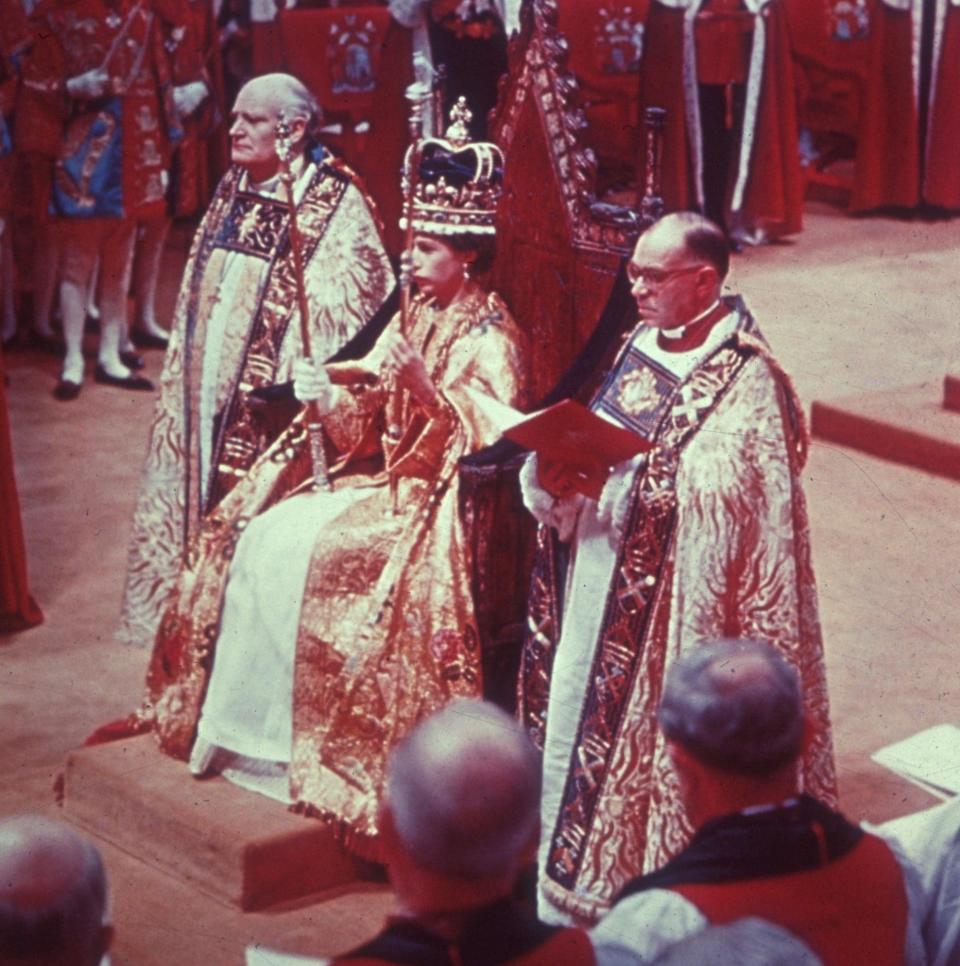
[3,639,957,964]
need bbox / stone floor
[2,201,958,962]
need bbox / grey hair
[658,639,804,776]
[650,210,730,280]
[244,72,324,147]
[0,820,107,963]
[386,699,541,880]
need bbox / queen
[130,104,527,856]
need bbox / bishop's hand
[537,452,605,501]
[293,358,336,414]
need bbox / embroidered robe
[518,299,836,923]
[129,284,526,855]
[118,158,393,647]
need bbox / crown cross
[444,97,473,148]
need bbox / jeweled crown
[401,98,504,237]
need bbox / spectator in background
[128,0,225,355]
[0,814,112,965]
[22,0,184,399]
[591,639,925,965]
[332,699,595,965]
[639,0,803,246]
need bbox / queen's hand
[381,334,437,407]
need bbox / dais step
[61,735,365,910]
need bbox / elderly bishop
[119,72,394,648]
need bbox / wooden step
[61,736,365,911]
[811,382,960,483]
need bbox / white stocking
[132,217,171,339]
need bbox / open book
[464,388,650,499]
[871,724,960,800]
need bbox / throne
[460,0,664,709]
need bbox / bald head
[386,700,540,880]
[0,816,109,965]
[658,639,805,776]
[641,211,730,282]
[238,73,321,130]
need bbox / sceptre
[385,69,435,513]
[275,112,332,492]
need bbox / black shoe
[53,379,82,401]
[93,364,154,391]
[119,350,146,370]
[131,329,169,350]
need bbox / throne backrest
[488,0,644,402]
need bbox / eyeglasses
[627,263,704,288]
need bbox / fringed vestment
[518,299,836,923]
[118,159,393,647]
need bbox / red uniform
[23,0,181,221]
[0,352,42,632]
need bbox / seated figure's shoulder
[473,290,523,341]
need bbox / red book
[465,390,650,500]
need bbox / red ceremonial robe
[0,354,42,633]
[639,0,802,243]
[853,0,960,212]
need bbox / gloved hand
[293,357,336,413]
[172,80,208,119]
[65,67,110,100]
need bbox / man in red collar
[518,212,836,924]
[591,639,924,964]
[332,700,594,966]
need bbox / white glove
[65,67,110,100]
[518,453,583,543]
[172,80,209,119]
[293,358,336,413]
[596,452,647,546]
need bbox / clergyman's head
[229,72,321,181]
[659,638,805,777]
[382,699,541,912]
[0,815,112,966]
[628,212,729,330]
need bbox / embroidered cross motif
[616,571,656,614]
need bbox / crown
[401,98,505,237]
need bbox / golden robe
[118,158,393,648]
[519,298,836,923]
[137,282,526,855]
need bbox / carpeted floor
[2,201,958,962]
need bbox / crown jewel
[401,97,504,237]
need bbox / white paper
[871,723,960,799]
[246,948,327,966]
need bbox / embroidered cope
[518,300,836,924]
[136,284,526,854]
[118,158,393,647]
